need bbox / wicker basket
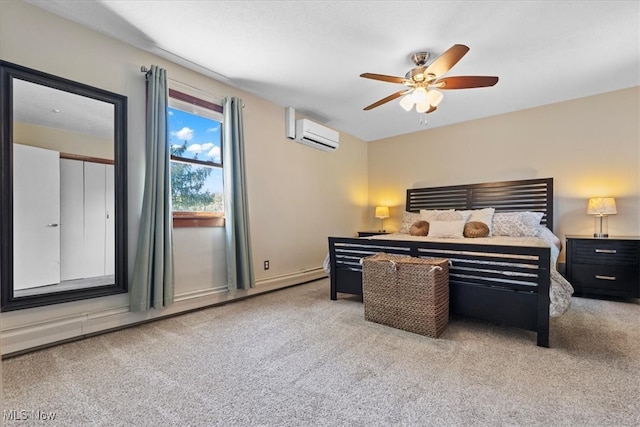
[362,253,449,338]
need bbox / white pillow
[420,209,452,221]
[436,210,471,222]
[399,211,421,234]
[459,208,495,235]
[492,211,544,237]
[428,220,466,238]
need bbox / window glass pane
[168,102,224,214]
[171,162,223,212]
[168,107,221,164]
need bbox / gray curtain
[130,65,174,311]
[223,96,254,290]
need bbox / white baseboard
[254,267,327,291]
[2,269,327,357]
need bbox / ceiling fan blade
[426,105,437,114]
[425,44,470,77]
[363,90,411,110]
[360,73,410,85]
[435,76,499,89]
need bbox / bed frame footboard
[328,237,551,347]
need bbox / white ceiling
[14,79,114,140]
[25,0,640,142]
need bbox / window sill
[173,212,225,228]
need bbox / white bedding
[325,227,574,317]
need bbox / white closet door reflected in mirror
[13,143,61,290]
[59,158,115,283]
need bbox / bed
[327,178,574,347]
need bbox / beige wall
[14,121,114,159]
[368,87,640,261]
[0,0,368,354]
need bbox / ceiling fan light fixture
[407,66,427,82]
[416,101,431,113]
[426,89,443,107]
[411,87,428,103]
[399,94,415,111]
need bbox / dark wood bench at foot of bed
[328,178,554,347]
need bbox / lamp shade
[374,206,389,219]
[587,198,617,215]
[416,101,431,113]
[426,89,444,107]
[399,94,414,111]
[411,87,428,103]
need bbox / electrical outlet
[264,260,269,270]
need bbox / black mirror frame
[0,61,128,311]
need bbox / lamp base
[593,215,610,239]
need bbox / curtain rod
[140,66,226,104]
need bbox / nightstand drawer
[572,241,639,266]
[571,264,636,292]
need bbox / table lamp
[587,197,617,238]
[375,206,389,232]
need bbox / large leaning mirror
[0,61,127,311]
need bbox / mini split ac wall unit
[285,107,339,152]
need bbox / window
[168,89,224,227]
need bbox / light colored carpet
[2,278,639,426]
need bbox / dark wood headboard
[406,178,554,230]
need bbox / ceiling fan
[361,44,498,114]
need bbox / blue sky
[168,106,223,194]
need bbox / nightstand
[358,231,390,237]
[565,235,640,298]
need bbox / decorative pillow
[436,210,471,222]
[523,211,544,225]
[463,221,490,238]
[427,220,466,238]
[420,209,452,222]
[492,211,544,237]
[409,220,430,236]
[459,208,495,235]
[399,211,421,234]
